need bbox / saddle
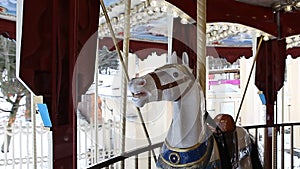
[214,114,236,133]
[206,113,239,168]
[214,114,239,168]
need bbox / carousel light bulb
[111,17,117,24]
[136,14,142,20]
[119,13,124,20]
[284,5,293,12]
[180,18,188,24]
[223,31,228,37]
[222,25,228,30]
[286,38,293,44]
[229,25,235,32]
[220,33,224,38]
[154,7,160,12]
[148,9,154,15]
[173,11,179,18]
[150,0,157,7]
[293,42,297,46]
[294,35,300,41]
[213,25,219,30]
[296,1,300,8]
[161,5,168,12]
[263,35,269,41]
[255,31,261,37]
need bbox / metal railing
[244,122,300,169]
[77,118,123,169]
[0,121,52,169]
[88,142,162,169]
[85,122,300,169]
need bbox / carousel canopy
[98,0,300,59]
[1,0,300,51]
[99,0,300,41]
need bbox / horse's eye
[173,72,179,78]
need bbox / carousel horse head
[129,52,195,107]
[128,64,195,107]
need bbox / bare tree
[0,36,29,152]
[98,46,119,75]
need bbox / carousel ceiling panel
[0,0,16,20]
[101,0,169,42]
[100,0,259,46]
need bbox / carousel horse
[128,52,262,169]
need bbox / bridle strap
[149,72,179,100]
[149,72,195,101]
[174,79,194,102]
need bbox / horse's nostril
[137,79,146,86]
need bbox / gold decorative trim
[160,136,214,167]
[164,140,201,152]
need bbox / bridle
[148,64,195,102]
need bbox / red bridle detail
[149,71,195,102]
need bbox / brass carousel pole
[235,36,263,123]
[196,0,207,95]
[120,0,130,168]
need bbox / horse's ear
[170,51,178,64]
[182,52,189,66]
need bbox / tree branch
[0,107,11,113]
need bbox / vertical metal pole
[94,35,100,163]
[272,127,277,169]
[281,85,285,124]
[281,126,284,169]
[167,12,173,64]
[235,37,263,123]
[49,130,53,169]
[31,94,37,169]
[196,0,207,96]
[19,122,23,168]
[121,0,131,168]
[290,125,294,168]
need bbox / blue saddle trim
[159,136,213,167]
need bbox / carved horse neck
[166,82,208,149]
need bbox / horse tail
[250,137,264,169]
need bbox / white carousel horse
[128,53,262,169]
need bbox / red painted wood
[0,18,15,39]
[20,1,100,168]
